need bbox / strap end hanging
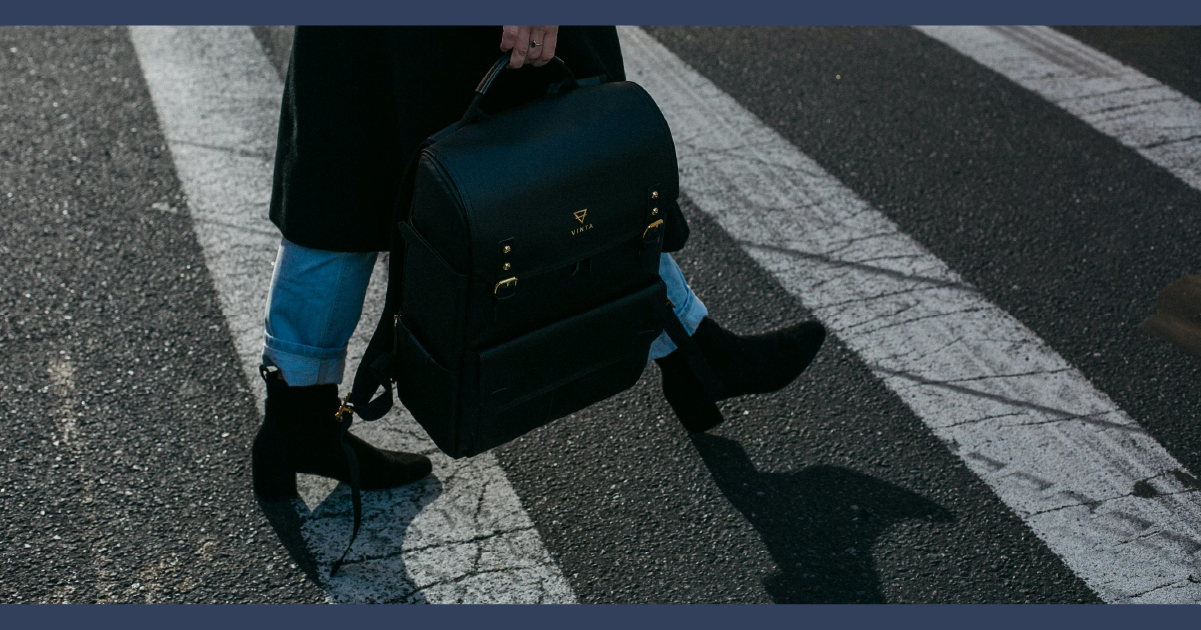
[329,407,362,578]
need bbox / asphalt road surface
[0,25,1198,604]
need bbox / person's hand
[500,26,559,69]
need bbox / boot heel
[253,465,298,501]
[659,355,727,433]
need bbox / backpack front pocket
[394,318,461,456]
[468,280,667,454]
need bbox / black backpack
[330,55,720,573]
[347,54,704,453]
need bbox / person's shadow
[692,434,953,603]
[258,474,443,604]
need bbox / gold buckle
[493,277,518,294]
[335,394,354,423]
[642,219,664,240]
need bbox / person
[251,26,827,500]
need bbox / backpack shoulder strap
[329,140,426,577]
[348,119,471,422]
[345,160,415,421]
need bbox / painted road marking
[916,26,1201,192]
[46,357,119,603]
[620,25,1201,604]
[128,25,574,604]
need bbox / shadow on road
[691,434,953,603]
[258,475,443,603]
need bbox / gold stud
[502,245,511,254]
[651,207,659,216]
[503,262,511,271]
[651,191,659,199]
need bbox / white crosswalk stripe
[128,25,574,604]
[620,25,1201,603]
[915,26,1201,192]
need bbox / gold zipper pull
[335,393,354,423]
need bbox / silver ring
[530,40,542,48]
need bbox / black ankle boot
[252,368,433,500]
[655,317,827,433]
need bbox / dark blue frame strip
[2,0,1199,25]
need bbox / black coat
[269,26,647,253]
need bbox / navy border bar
[1,0,1199,26]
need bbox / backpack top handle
[458,52,580,127]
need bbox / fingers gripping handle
[473,52,573,95]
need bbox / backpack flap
[422,80,679,348]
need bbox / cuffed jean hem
[262,332,349,387]
[647,253,709,361]
[261,236,377,387]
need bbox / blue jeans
[263,237,708,386]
